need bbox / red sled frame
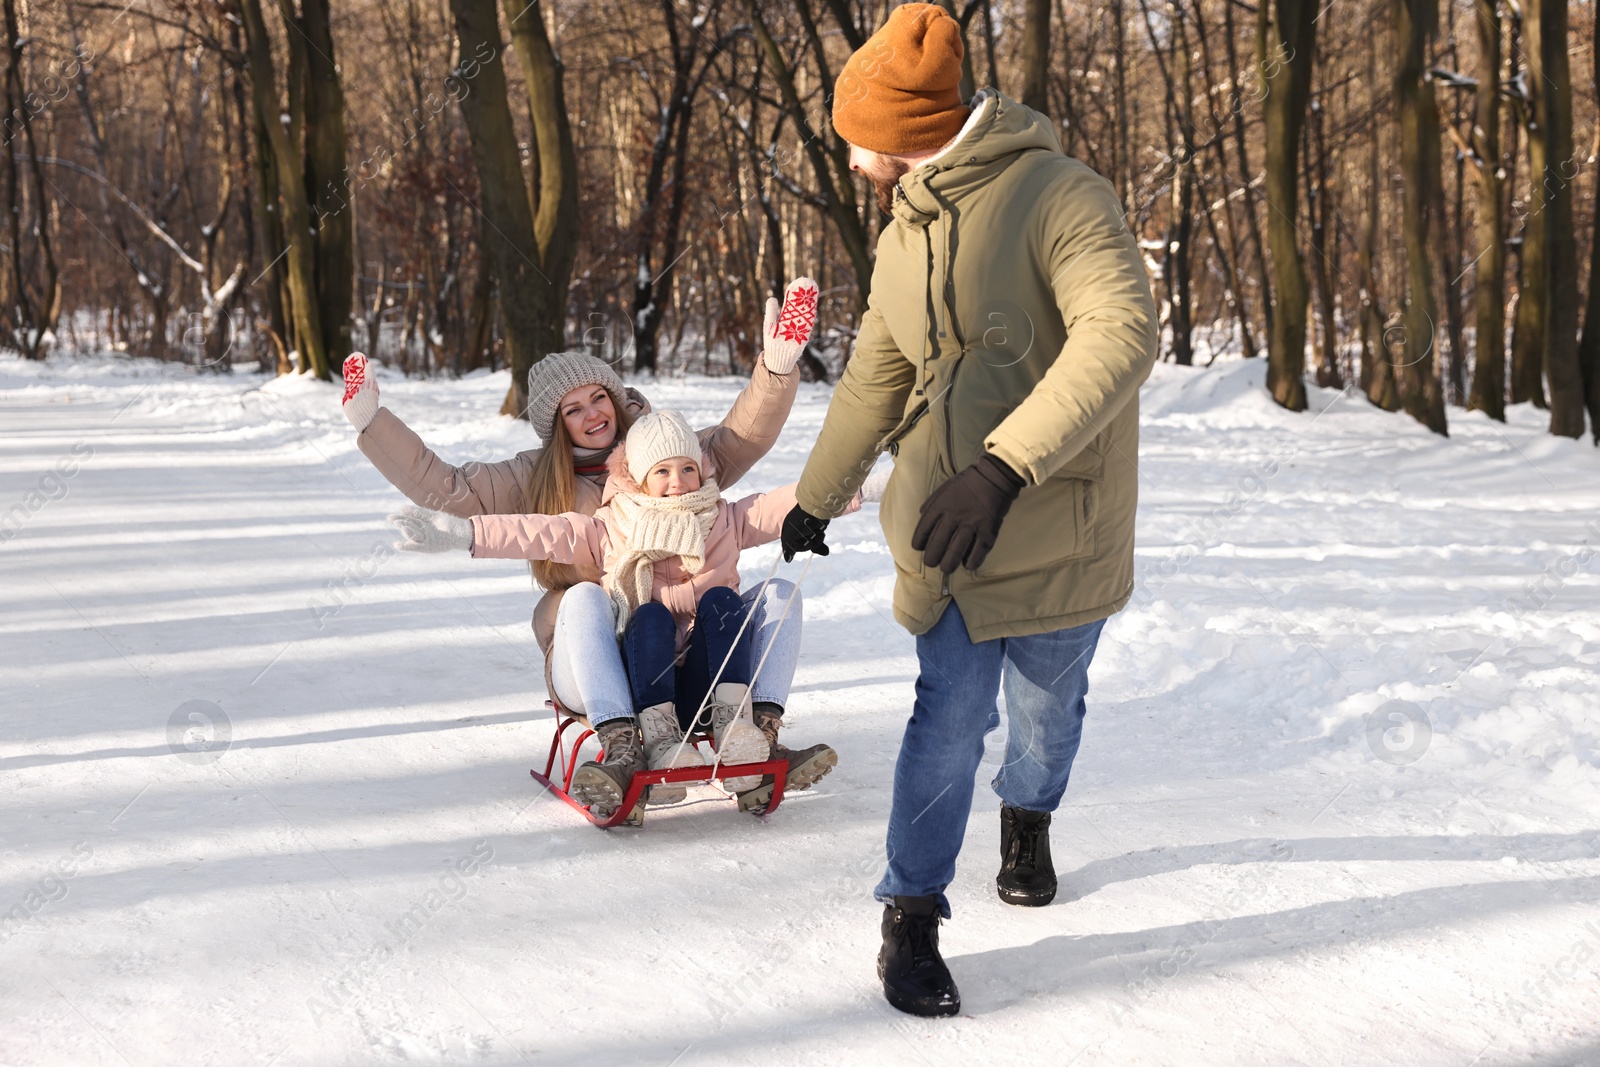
[530,701,790,829]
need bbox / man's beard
[863,156,912,215]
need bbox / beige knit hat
[525,350,630,443]
[624,410,702,485]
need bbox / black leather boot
[878,895,960,1017]
[996,806,1057,906]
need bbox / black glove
[911,453,1026,575]
[780,504,831,562]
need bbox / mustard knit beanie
[624,411,703,485]
[832,3,967,155]
[525,351,630,443]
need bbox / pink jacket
[355,362,799,662]
[468,450,797,648]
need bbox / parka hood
[894,90,1063,227]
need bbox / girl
[390,410,846,815]
[342,279,835,805]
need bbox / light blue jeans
[548,578,802,726]
[873,601,1106,917]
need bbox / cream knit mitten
[388,505,473,553]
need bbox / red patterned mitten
[341,353,380,432]
[761,277,819,375]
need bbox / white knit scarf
[606,480,722,634]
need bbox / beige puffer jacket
[357,360,799,654]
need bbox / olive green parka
[796,91,1159,640]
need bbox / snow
[3,351,1598,1066]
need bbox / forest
[7,0,1600,438]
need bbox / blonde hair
[522,399,635,591]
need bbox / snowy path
[2,354,1597,1067]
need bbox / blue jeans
[622,587,753,730]
[873,601,1105,917]
[549,579,799,727]
[743,578,801,708]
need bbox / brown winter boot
[738,703,838,813]
[571,718,646,824]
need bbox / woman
[341,279,833,814]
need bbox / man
[780,4,1158,1018]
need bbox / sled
[530,700,791,829]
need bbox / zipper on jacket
[943,354,963,470]
[880,399,930,457]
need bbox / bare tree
[449,0,578,416]
[1465,0,1506,420]
[1392,0,1447,434]
[0,0,61,359]
[239,0,348,380]
[1259,0,1317,410]
[1020,0,1050,113]
[1532,0,1584,437]
[1507,2,1547,408]
[1579,0,1600,442]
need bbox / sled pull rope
[666,551,814,777]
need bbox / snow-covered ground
[2,352,1598,1067]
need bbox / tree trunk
[0,0,61,360]
[1467,0,1506,420]
[1535,0,1584,437]
[1192,2,1257,361]
[1259,0,1316,410]
[449,0,569,418]
[1435,0,1467,407]
[1578,0,1600,441]
[1167,2,1194,366]
[1226,0,1273,349]
[1020,0,1051,114]
[1358,35,1398,411]
[1509,3,1548,407]
[302,0,354,378]
[239,0,329,379]
[1391,0,1448,434]
[250,104,294,375]
[500,0,578,318]
[1307,71,1341,389]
